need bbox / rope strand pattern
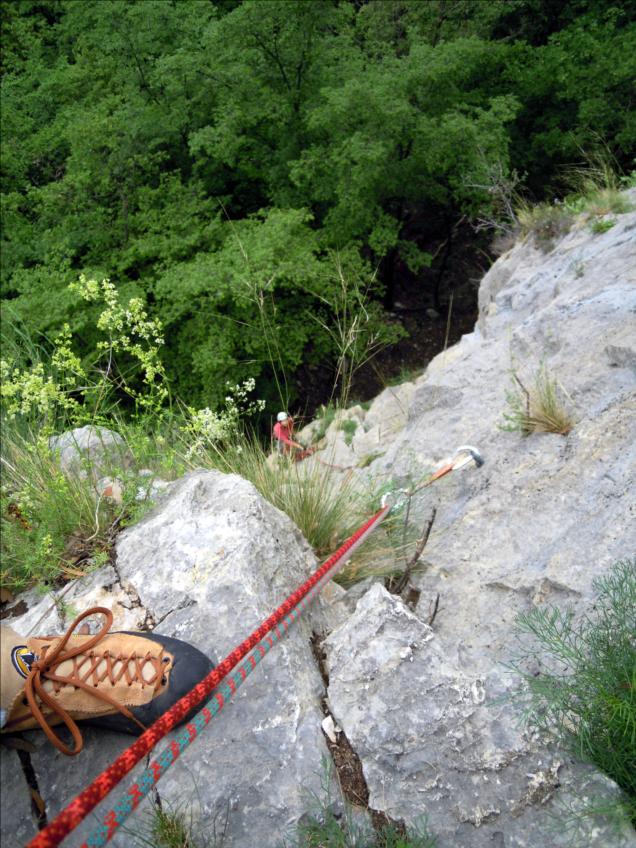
[83,588,317,847]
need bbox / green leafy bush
[4,1,635,407]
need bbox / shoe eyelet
[162,657,170,664]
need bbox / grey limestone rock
[323,584,634,848]
[48,425,130,477]
[1,471,333,847]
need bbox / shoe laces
[24,606,164,756]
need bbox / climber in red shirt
[273,411,313,459]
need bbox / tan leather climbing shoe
[1,607,214,756]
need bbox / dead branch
[427,593,440,627]
[389,507,437,596]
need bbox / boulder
[323,584,633,847]
[49,425,130,477]
[1,471,334,847]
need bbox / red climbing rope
[27,504,390,848]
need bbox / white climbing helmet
[277,411,289,422]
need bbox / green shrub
[339,418,358,446]
[511,558,636,825]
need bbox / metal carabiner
[381,488,410,512]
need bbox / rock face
[323,583,629,847]
[3,201,635,847]
[305,200,636,844]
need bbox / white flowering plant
[1,321,87,427]
[181,378,265,459]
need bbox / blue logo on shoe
[11,646,36,679]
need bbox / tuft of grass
[384,366,422,388]
[578,190,631,219]
[562,151,633,221]
[125,798,212,848]
[294,814,437,848]
[510,558,636,826]
[184,435,366,556]
[590,218,616,235]
[183,435,417,588]
[287,761,436,848]
[515,152,633,250]
[0,423,116,591]
[515,201,573,250]
[501,366,576,436]
[312,403,338,444]
[357,451,385,469]
[572,259,586,278]
[291,793,435,848]
[150,806,201,848]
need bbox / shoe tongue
[1,626,37,728]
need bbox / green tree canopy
[2,0,634,411]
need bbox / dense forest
[2,0,635,414]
